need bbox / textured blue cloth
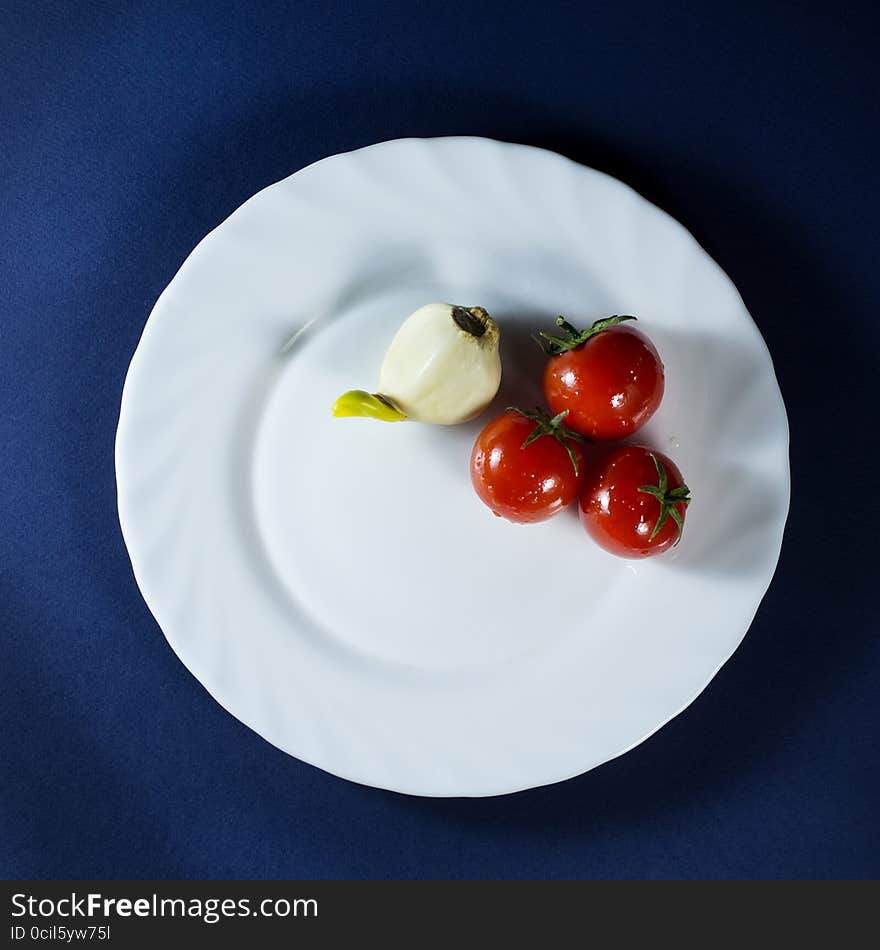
[2,0,877,879]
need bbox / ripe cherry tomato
[539,315,664,440]
[470,408,584,523]
[579,445,691,558]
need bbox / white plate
[116,137,789,796]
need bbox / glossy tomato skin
[579,446,687,558]
[470,411,584,524]
[543,326,664,440]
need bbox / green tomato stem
[508,406,585,476]
[535,314,637,356]
[638,452,692,544]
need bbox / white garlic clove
[333,303,501,425]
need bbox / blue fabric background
[2,0,878,879]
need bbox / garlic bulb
[332,303,501,424]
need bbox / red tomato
[579,445,691,558]
[539,315,664,440]
[470,408,584,523]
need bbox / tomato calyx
[535,314,637,356]
[637,452,692,543]
[508,406,586,475]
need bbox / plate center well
[250,289,621,673]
